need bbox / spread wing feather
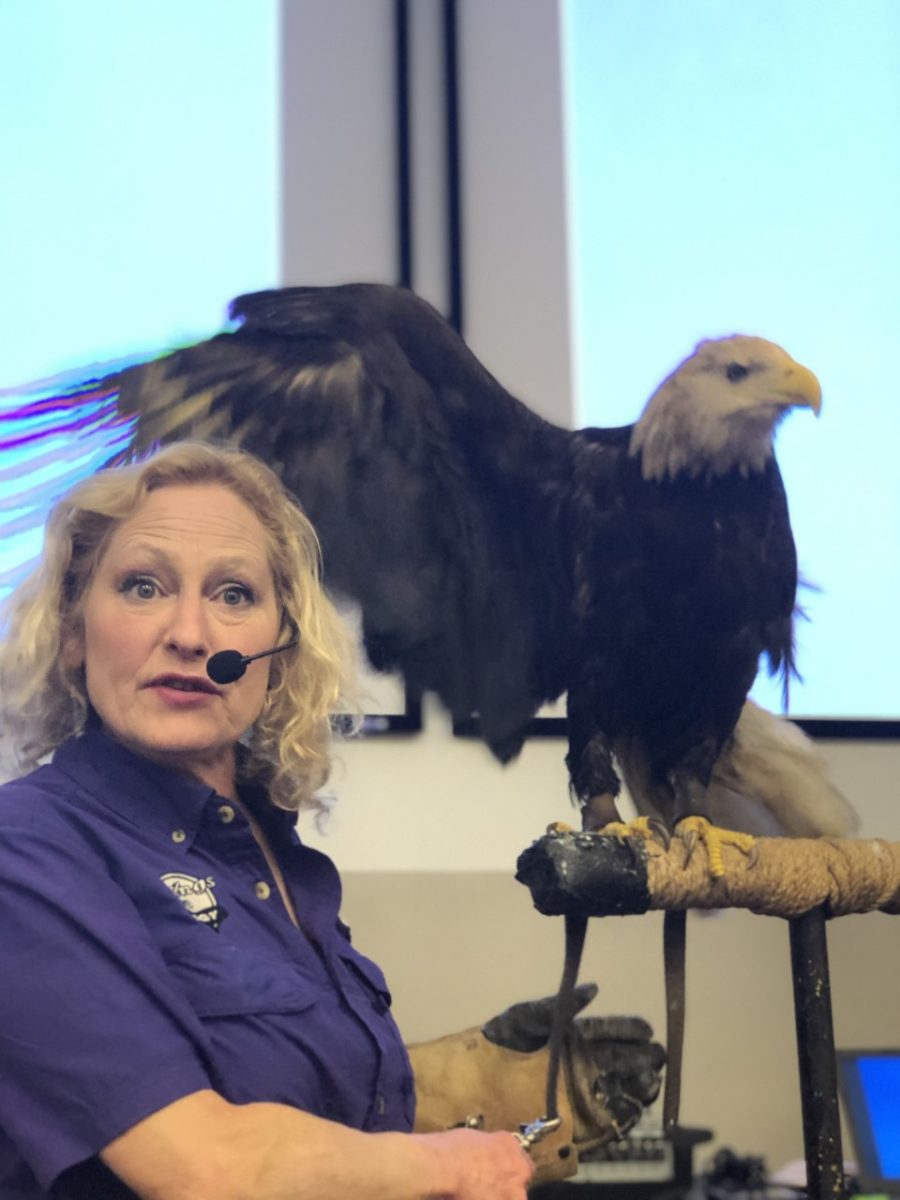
[113,284,575,759]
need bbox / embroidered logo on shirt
[161,872,228,932]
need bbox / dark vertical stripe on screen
[443,0,463,333]
[395,0,413,287]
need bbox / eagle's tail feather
[617,700,857,839]
[705,700,858,838]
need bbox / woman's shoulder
[0,730,145,832]
[0,753,92,838]
[0,750,136,894]
[0,757,70,799]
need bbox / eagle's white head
[629,335,822,482]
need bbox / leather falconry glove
[407,983,666,1184]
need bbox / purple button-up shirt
[0,730,414,1198]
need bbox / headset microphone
[206,639,299,685]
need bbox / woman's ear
[60,623,85,670]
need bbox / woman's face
[65,482,282,797]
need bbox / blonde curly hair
[0,441,357,810]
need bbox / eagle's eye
[726,362,750,382]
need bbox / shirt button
[171,829,186,844]
[374,1094,386,1116]
[254,881,272,901]
[218,804,236,824]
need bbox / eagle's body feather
[564,442,797,805]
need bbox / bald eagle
[17,284,853,844]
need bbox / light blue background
[563,0,900,720]
[0,2,279,593]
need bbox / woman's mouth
[146,674,222,701]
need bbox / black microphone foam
[206,649,247,685]
[206,638,299,686]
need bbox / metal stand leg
[789,908,846,1200]
[663,908,687,1130]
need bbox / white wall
[281,0,396,285]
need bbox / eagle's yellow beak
[784,362,822,416]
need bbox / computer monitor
[837,1050,900,1195]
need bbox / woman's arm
[101,1088,533,1200]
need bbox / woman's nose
[164,594,212,658]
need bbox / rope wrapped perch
[515,829,900,919]
[516,827,900,1200]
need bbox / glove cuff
[408,1027,578,1182]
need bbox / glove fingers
[574,1015,654,1043]
[567,1028,667,1142]
[482,982,599,1051]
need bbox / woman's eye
[121,575,159,600]
[220,584,253,607]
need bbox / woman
[0,442,663,1199]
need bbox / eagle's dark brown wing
[112,283,575,761]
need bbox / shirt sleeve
[0,816,213,1191]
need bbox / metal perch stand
[516,830,900,1200]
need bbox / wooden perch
[515,828,900,919]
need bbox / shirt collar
[52,728,220,849]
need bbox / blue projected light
[857,1056,900,1178]
[839,1050,900,1191]
[0,2,279,596]
[562,0,900,722]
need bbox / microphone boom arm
[206,639,299,685]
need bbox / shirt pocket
[163,942,321,1018]
[338,946,393,1014]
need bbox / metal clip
[515,1114,562,1150]
[451,1114,485,1130]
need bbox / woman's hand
[413,1127,535,1199]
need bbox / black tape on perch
[516,830,653,917]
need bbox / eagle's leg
[564,708,667,845]
[565,733,649,842]
[566,738,667,844]
[580,792,621,832]
[566,728,621,809]
[670,770,756,879]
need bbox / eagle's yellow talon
[599,822,635,840]
[647,818,671,849]
[676,815,756,879]
[546,820,576,835]
[597,815,660,843]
